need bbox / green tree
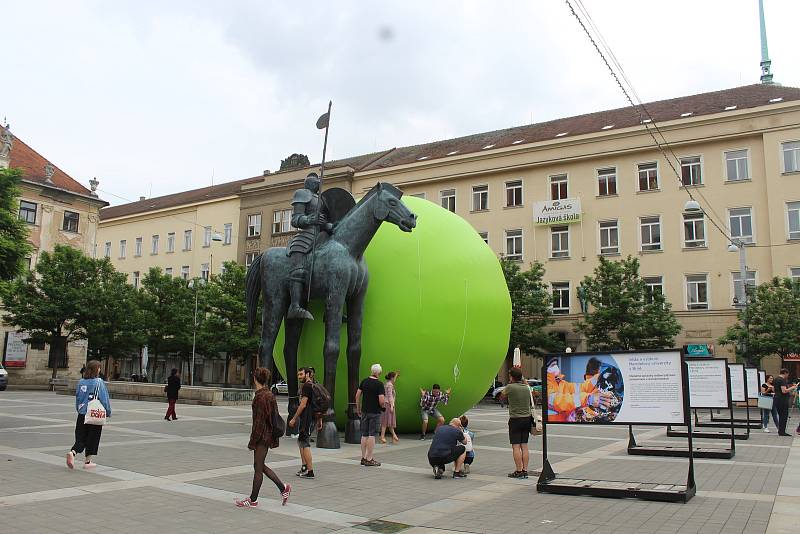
[576,256,681,351]
[0,245,99,378]
[502,259,564,356]
[0,167,32,280]
[719,277,800,365]
[196,261,260,386]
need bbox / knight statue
[286,172,333,320]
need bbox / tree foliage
[576,256,681,351]
[501,259,564,355]
[719,277,800,365]
[0,167,32,280]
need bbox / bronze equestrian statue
[245,179,417,448]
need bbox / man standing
[427,418,467,479]
[500,368,533,479]
[420,384,451,440]
[164,368,181,421]
[773,368,797,436]
[355,364,386,467]
[289,368,319,478]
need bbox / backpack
[271,402,286,439]
[310,382,331,416]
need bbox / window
[683,212,706,248]
[640,216,662,251]
[184,230,192,251]
[550,174,568,200]
[505,229,523,261]
[181,266,190,280]
[471,185,488,211]
[272,209,291,234]
[680,156,702,186]
[119,240,127,259]
[440,189,456,212]
[551,225,569,258]
[478,231,489,245]
[151,235,159,255]
[165,267,173,277]
[644,276,663,303]
[245,252,258,268]
[167,232,175,253]
[790,267,800,281]
[24,257,32,271]
[104,242,112,258]
[134,237,143,257]
[201,263,210,281]
[638,162,659,191]
[725,149,749,181]
[732,270,756,306]
[505,180,523,207]
[729,207,753,244]
[132,271,140,289]
[784,141,800,173]
[597,167,617,196]
[552,282,570,315]
[410,192,426,199]
[248,214,262,237]
[599,220,619,255]
[18,201,37,224]
[203,226,212,247]
[686,274,709,310]
[62,210,79,232]
[788,202,800,240]
[223,223,232,245]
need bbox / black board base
[537,478,695,503]
[667,426,749,440]
[628,445,733,459]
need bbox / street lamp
[187,278,206,386]
[728,239,750,362]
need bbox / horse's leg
[284,317,303,436]
[258,274,287,371]
[344,286,367,444]
[316,294,345,449]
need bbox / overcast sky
[3,0,798,206]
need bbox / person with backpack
[66,360,111,470]
[235,367,290,508]
[289,367,323,478]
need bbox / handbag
[85,380,107,426]
[270,400,286,439]
[529,388,543,435]
[757,395,773,410]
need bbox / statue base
[345,418,361,444]
[316,420,340,449]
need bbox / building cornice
[99,194,239,226]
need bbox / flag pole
[307,100,332,304]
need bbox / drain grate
[353,519,412,533]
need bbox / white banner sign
[686,359,729,409]
[759,370,766,391]
[745,368,759,400]
[728,363,746,402]
[3,331,28,368]
[533,198,582,225]
[546,350,685,425]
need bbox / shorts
[421,408,443,422]
[428,445,466,468]
[508,416,530,445]
[297,412,314,449]
[465,454,474,465]
[360,412,382,438]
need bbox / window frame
[132,271,140,290]
[685,273,710,310]
[639,215,662,252]
[478,231,489,245]
[549,174,569,201]
[550,225,570,259]
[248,213,262,237]
[637,161,660,192]
[167,232,175,253]
[471,184,489,212]
[551,282,570,315]
[165,267,173,277]
[682,212,707,248]
[245,252,258,268]
[18,200,37,224]
[134,237,143,257]
[730,270,757,307]
[409,192,426,200]
[505,180,523,207]
[180,265,190,280]
[724,148,750,182]
[680,155,703,186]
[272,209,292,234]
[104,242,112,258]
[789,267,800,282]
[440,189,456,212]
[183,230,193,251]
[151,234,159,255]
[787,201,800,240]
[203,226,212,247]
[119,240,127,259]
[504,229,523,261]
[223,223,232,245]
[783,140,800,173]
[596,167,617,197]
[598,219,620,256]
[62,210,80,233]
[728,206,755,244]
[201,263,210,281]
[643,275,664,303]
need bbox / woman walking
[66,360,111,469]
[164,368,181,421]
[761,375,779,432]
[235,367,291,508]
[380,371,400,444]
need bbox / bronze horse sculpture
[245,182,417,447]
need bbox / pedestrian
[380,370,400,444]
[761,374,778,433]
[427,418,467,479]
[459,415,475,473]
[500,368,532,479]
[66,360,111,470]
[420,384,451,440]
[288,367,319,478]
[235,367,291,508]
[164,368,181,421]
[773,368,798,436]
[355,363,386,466]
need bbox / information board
[686,358,729,409]
[545,350,686,425]
[728,363,746,402]
[759,370,766,390]
[3,331,28,368]
[745,368,759,400]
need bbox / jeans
[762,406,778,429]
[777,403,790,434]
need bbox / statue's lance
[307,100,332,303]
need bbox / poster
[745,368,759,400]
[728,363,746,402]
[759,370,766,390]
[686,359,729,409]
[545,350,685,425]
[3,331,28,368]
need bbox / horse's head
[371,182,417,232]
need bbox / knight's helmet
[304,172,321,192]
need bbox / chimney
[263,169,271,176]
[139,196,146,201]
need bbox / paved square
[1,391,798,533]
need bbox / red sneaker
[66,451,75,470]
[281,483,291,506]
[234,497,258,508]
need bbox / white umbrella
[513,346,521,368]
[141,345,149,376]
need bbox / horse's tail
[245,253,263,336]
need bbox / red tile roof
[8,133,94,196]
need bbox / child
[459,415,475,473]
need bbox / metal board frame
[699,363,755,432]
[709,366,761,425]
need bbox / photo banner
[759,370,766,389]
[728,363,746,402]
[745,368,759,400]
[686,358,729,409]
[3,331,28,368]
[544,350,686,425]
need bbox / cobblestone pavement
[1,391,797,533]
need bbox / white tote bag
[85,380,107,426]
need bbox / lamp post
[728,239,750,363]
[189,231,224,386]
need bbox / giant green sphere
[274,196,511,433]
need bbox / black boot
[287,279,314,320]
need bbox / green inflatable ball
[274,196,511,433]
